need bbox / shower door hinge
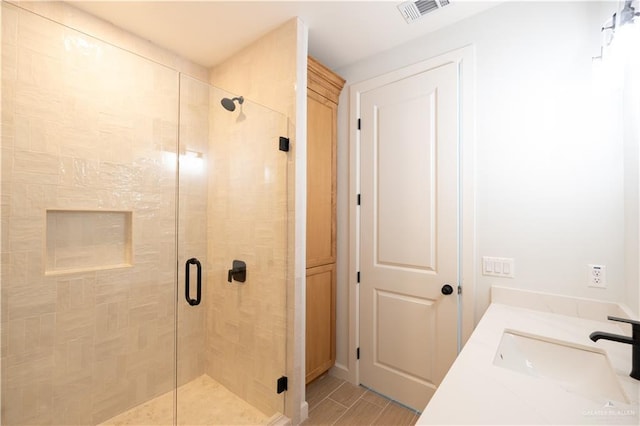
[357,271,360,283]
[357,118,361,130]
[276,376,288,394]
[279,136,290,152]
[356,347,360,360]
[357,194,361,205]
[458,285,462,295]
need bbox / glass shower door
[1,4,289,425]
[1,3,181,425]
[176,75,289,424]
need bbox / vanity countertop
[417,301,639,425]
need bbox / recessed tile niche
[46,210,133,274]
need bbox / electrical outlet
[588,264,607,288]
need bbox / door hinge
[357,271,360,283]
[276,376,288,394]
[356,347,360,360]
[457,285,462,295]
[357,118,361,130]
[357,194,361,205]
[279,136,290,152]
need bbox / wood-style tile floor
[303,374,420,426]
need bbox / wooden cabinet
[306,56,345,384]
[307,89,336,267]
[305,263,336,381]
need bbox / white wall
[623,28,640,316]
[333,1,630,372]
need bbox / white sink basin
[493,329,629,404]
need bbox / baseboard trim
[300,401,309,423]
[329,363,351,382]
[267,413,291,426]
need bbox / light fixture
[592,0,640,92]
[594,0,640,60]
[620,0,640,26]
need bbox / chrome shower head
[221,96,244,112]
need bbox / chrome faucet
[590,316,640,381]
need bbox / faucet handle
[608,316,640,339]
[607,316,640,326]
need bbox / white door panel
[359,61,459,410]
[376,92,437,270]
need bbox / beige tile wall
[208,18,300,419]
[209,19,299,123]
[205,88,288,417]
[6,0,208,82]
[0,3,208,424]
[2,2,296,425]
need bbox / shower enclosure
[1,3,289,425]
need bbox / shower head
[221,96,244,112]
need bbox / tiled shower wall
[209,19,303,421]
[2,2,293,424]
[205,96,288,417]
[0,3,206,424]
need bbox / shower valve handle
[228,260,247,283]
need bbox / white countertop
[417,301,640,425]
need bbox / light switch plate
[483,256,515,278]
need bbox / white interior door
[359,61,459,411]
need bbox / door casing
[342,45,476,388]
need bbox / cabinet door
[306,90,337,268]
[305,263,336,383]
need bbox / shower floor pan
[99,374,273,425]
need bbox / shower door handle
[185,258,202,306]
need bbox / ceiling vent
[397,0,451,24]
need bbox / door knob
[441,284,454,295]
